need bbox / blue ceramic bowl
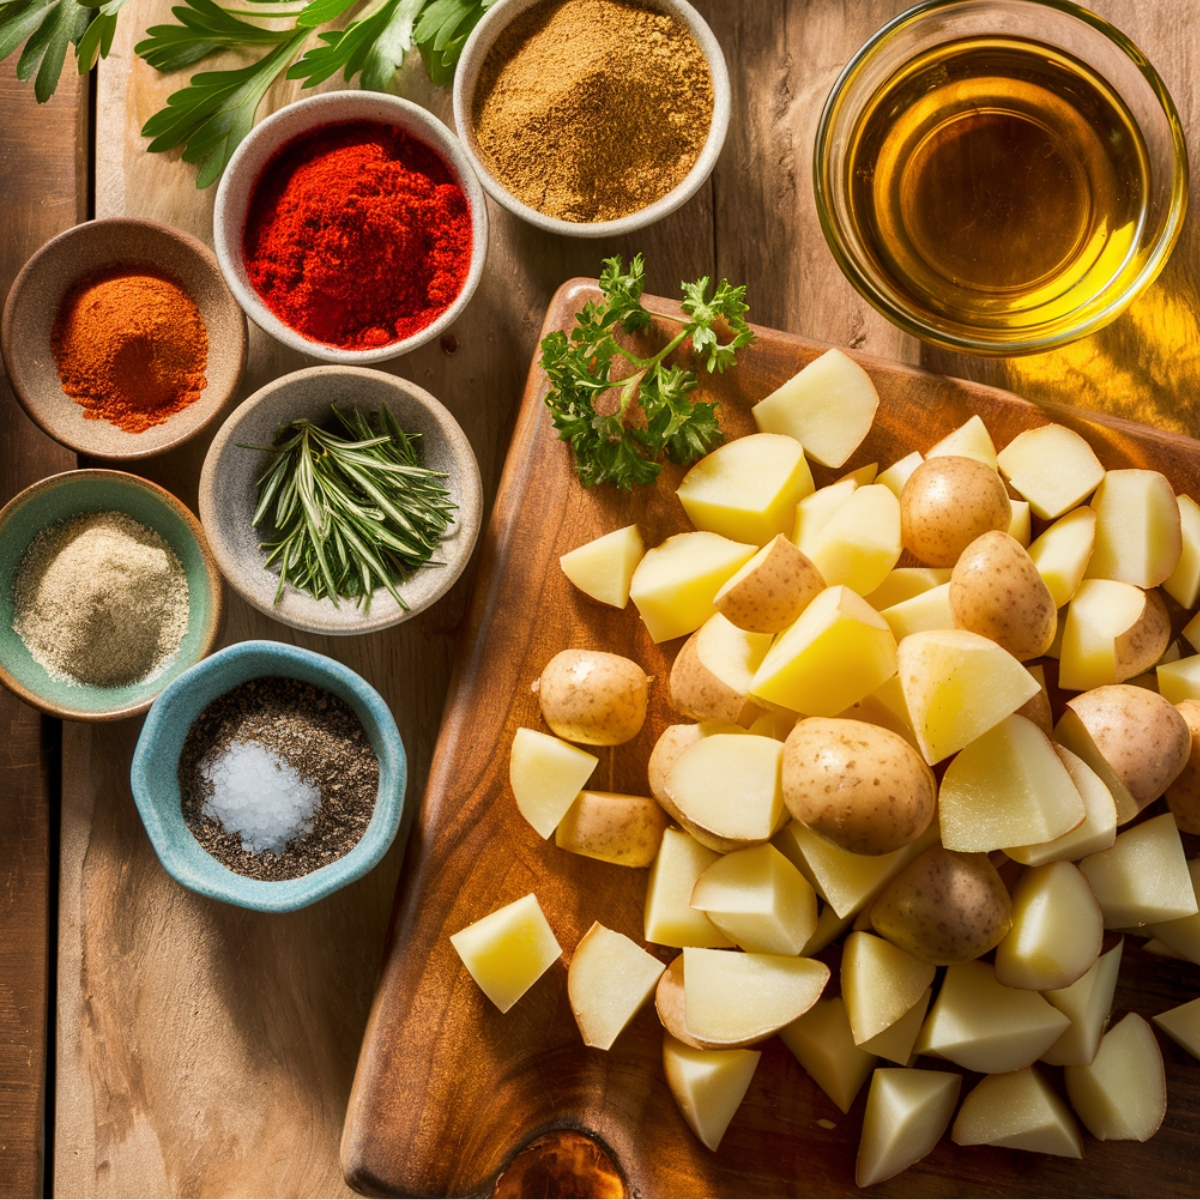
[131,640,406,912]
[0,469,222,720]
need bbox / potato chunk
[676,432,814,546]
[665,733,784,844]
[859,988,931,1065]
[1152,996,1200,1061]
[780,998,876,1112]
[1165,494,1200,608]
[509,728,598,839]
[751,348,879,468]
[856,1069,961,1188]
[1085,469,1182,588]
[568,923,664,1049]
[1027,505,1096,607]
[952,1067,1083,1158]
[841,931,935,1046]
[713,534,824,633]
[880,583,955,642]
[1166,698,1200,833]
[1059,580,1169,691]
[1064,1014,1166,1142]
[644,828,734,949]
[864,567,951,611]
[662,1033,761,1152]
[876,451,923,498]
[559,524,644,608]
[1041,938,1124,1067]
[669,613,772,724]
[801,484,902,598]
[997,423,1105,520]
[555,791,668,867]
[450,893,561,1013]
[926,414,998,467]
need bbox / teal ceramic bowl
[131,640,406,912]
[0,469,223,720]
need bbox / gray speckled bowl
[1,218,247,460]
[198,365,482,635]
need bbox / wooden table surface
[1,0,1199,1195]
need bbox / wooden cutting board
[341,278,1200,1199]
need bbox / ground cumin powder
[471,0,714,223]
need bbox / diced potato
[567,922,665,1049]
[856,1069,961,1188]
[559,524,645,608]
[952,1067,1083,1158]
[841,931,936,1046]
[1006,745,1117,865]
[802,484,902,598]
[665,733,784,844]
[1028,506,1097,607]
[647,722,745,816]
[1184,610,1200,652]
[1156,655,1200,704]
[555,791,668,867]
[1079,813,1197,928]
[450,893,561,1013]
[1059,579,1169,691]
[1164,495,1200,608]
[881,583,954,641]
[1015,663,1053,734]
[1085,469,1182,588]
[509,727,598,839]
[690,843,818,955]
[676,433,815,546]
[1152,996,1200,1060]
[644,828,735,949]
[859,988,931,1065]
[927,414,997,467]
[713,535,825,634]
[1167,699,1200,833]
[772,819,939,919]
[800,902,857,956]
[1008,499,1032,548]
[655,955,758,1051]
[876,451,924,498]
[994,862,1103,991]
[779,997,877,1114]
[750,586,898,717]
[997,424,1105,520]
[838,462,878,486]
[669,613,773,724]
[864,567,951,611]
[915,960,1070,1074]
[937,714,1085,853]
[898,628,1039,764]
[1041,938,1124,1067]
[682,947,829,1044]
[662,1032,761,1152]
[629,531,757,643]
[1142,858,1200,963]
[1064,1014,1166,1142]
[792,478,857,554]
[751,348,879,468]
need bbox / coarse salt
[200,739,320,855]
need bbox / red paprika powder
[243,121,472,350]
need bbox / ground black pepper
[179,676,379,881]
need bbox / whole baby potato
[1165,699,1200,834]
[870,846,1013,965]
[950,531,1057,660]
[900,456,1012,568]
[782,717,936,856]
[537,649,648,745]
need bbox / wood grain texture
[0,58,84,1200]
[343,280,1200,1199]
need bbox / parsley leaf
[0,0,89,101]
[135,0,296,74]
[412,0,495,85]
[539,254,755,490]
[287,0,423,90]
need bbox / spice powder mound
[179,676,380,881]
[51,266,208,433]
[471,0,714,223]
[243,120,472,350]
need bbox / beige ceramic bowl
[1,218,247,460]
[199,365,482,635]
[452,0,731,237]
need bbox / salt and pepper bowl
[0,218,247,460]
[198,364,482,636]
[452,0,731,238]
[213,91,489,365]
[131,640,407,913]
[0,469,223,721]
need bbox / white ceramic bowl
[213,92,488,364]
[198,365,482,635]
[452,0,731,238]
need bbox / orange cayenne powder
[51,266,208,434]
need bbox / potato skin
[654,955,763,1050]
[870,847,1013,965]
[715,535,825,634]
[670,633,744,724]
[900,456,1012,568]
[1115,589,1170,681]
[1065,685,1191,815]
[782,717,936,856]
[1166,699,1200,833]
[950,531,1057,660]
[538,649,648,745]
[555,791,668,867]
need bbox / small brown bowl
[1,218,248,460]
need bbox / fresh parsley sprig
[540,254,755,490]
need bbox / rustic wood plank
[53,1,716,1193]
[0,58,84,1200]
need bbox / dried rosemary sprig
[245,406,455,611]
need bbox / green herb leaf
[412,0,493,85]
[539,254,754,490]
[287,0,421,90]
[0,0,89,101]
[135,0,296,75]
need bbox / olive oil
[847,37,1149,333]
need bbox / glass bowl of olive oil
[814,0,1187,355]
